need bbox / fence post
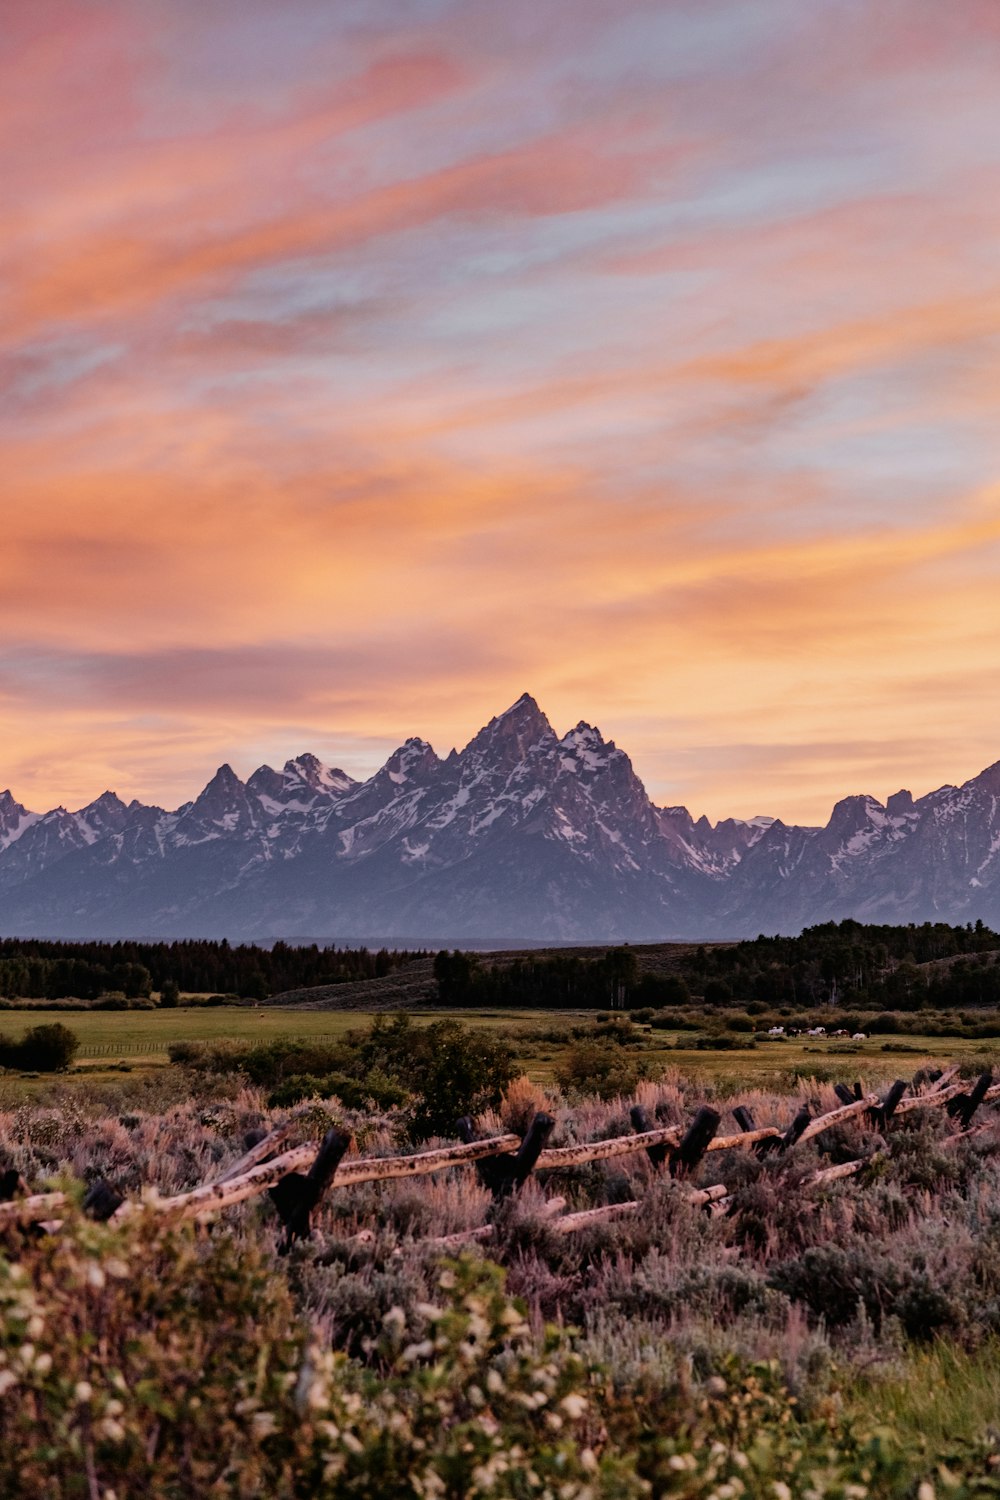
[0,1170,24,1203]
[268,1128,352,1250]
[670,1106,721,1178]
[868,1079,908,1130]
[948,1071,993,1130]
[457,1113,555,1198]
[779,1107,812,1152]
[629,1104,672,1169]
[83,1181,125,1221]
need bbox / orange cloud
[3,1,1000,830]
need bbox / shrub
[769,1242,900,1330]
[555,1039,651,1099]
[0,1219,635,1499]
[159,978,180,1007]
[703,978,734,1006]
[169,1016,515,1141]
[871,1011,901,1034]
[692,1032,757,1051]
[0,1023,78,1072]
[266,1068,410,1112]
[498,1074,556,1136]
[362,1015,516,1140]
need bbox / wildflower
[402,1340,435,1363]
[382,1306,407,1337]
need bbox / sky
[4,0,1000,827]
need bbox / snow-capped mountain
[3,694,1000,941]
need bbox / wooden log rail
[798,1095,879,1142]
[0,1064,994,1235]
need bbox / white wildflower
[382,1306,406,1337]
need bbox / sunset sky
[4,0,1000,826]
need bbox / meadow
[1,1002,998,1100]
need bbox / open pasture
[0,1005,997,1093]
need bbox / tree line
[434,919,1000,1011]
[0,938,422,1002]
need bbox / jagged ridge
[2,694,1000,941]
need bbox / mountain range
[2,693,999,942]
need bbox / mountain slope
[2,697,1000,940]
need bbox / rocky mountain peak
[559,721,612,762]
[247,765,285,799]
[83,790,127,814]
[5,701,1000,941]
[78,791,130,836]
[382,738,440,787]
[0,790,37,852]
[461,693,554,769]
[970,760,1000,794]
[283,753,351,794]
[208,763,242,790]
[826,793,888,838]
[183,764,253,829]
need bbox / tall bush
[0,1022,78,1072]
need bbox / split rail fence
[0,1063,997,1251]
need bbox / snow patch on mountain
[6,699,1000,940]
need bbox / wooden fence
[1,1065,997,1249]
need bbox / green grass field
[0,1005,995,1096]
